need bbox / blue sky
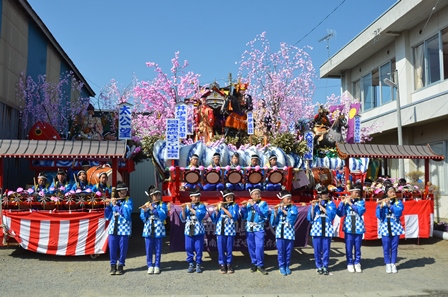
[28,0,397,106]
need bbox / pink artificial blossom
[199,165,204,171]
[225,165,230,171]
[169,166,175,172]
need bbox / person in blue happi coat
[180,188,207,273]
[245,154,263,191]
[271,190,298,276]
[337,184,366,273]
[307,184,336,275]
[34,173,50,201]
[203,152,225,191]
[184,154,203,191]
[91,172,112,197]
[265,154,282,191]
[49,168,72,194]
[376,185,404,274]
[71,169,92,192]
[241,188,269,275]
[105,181,133,275]
[225,152,244,191]
[211,189,239,274]
[141,185,168,275]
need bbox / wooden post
[424,159,429,185]
[112,158,118,186]
[344,157,350,189]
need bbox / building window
[414,31,445,90]
[359,60,395,111]
[442,27,448,81]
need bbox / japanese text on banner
[175,103,188,139]
[247,111,254,135]
[166,118,180,159]
[118,102,133,140]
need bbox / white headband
[220,191,234,198]
[116,187,128,191]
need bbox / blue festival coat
[211,203,240,236]
[336,199,366,234]
[307,200,336,237]
[241,200,269,232]
[140,201,168,238]
[270,204,299,240]
[179,203,207,236]
[105,197,133,236]
[376,199,405,236]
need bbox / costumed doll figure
[211,189,239,274]
[184,154,203,191]
[336,184,366,273]
[270,190,298,276]
[307,185,336,275]
[245,154,263,191]
[265,154,282,191]
[105,182,133,275]
[203,152,225,191]
[91,172,112,197]
[140,186,168,275]
[241,188,269,275]
[225,152,244,191]
[376,186,404,274]
[180,188,207,273]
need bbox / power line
[292,0,346,47]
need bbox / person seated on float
[49,168,72,194]
[225,152,244,191]
[34,172,50,200]
[203,152,225,191]
[245,154,263,191]
[103,130,117,141]
[71,169,92,192]
[92,172,112,197]
[265,154,282,191]
[184,154,203,191]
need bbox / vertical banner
[247,111,254,135]
[303,131,314,160]
[186,104,194,135]
[175,103,187,139]
[165,119,180,160]
[118,102,133,140]
[354,115,361,143]
[346,103,360,143]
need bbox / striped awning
[336,143,445,161]
[0,140,127,159]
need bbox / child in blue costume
[49,168,72,194]
[307,185,336,275]
[180,188,207,273]
[91,172,112,196]
[211,189,239,274]
[271,190,298,276]
[105,181,133,275]
[225,152,244,191]
[34,173,50,200]
[376,185,404,274]
[265,154,282,191]
[241,188,269,275]
[140,186,168,275]
[71,170,92,192]
[337,184,366,273]
[245,154,263,191]
[203,152,225,191]
[184,154,203,191]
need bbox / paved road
[1,216,448,297]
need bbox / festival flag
[1,211,108,256]
[346,103,360,143]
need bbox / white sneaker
[354,263,362,273]
[154,267,161,274]
[391,264,397,273]
[347,265,355,273]
[386,264,392,273]
[147,266,154,274]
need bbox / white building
[320,0,448,220]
